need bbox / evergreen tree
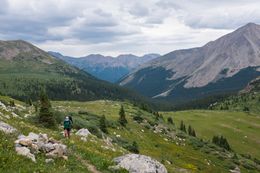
[130,141,139,154]
[188,125,192,135]
[38,90,56,128]
[9,100,15,107]
[243,106,250,112]
[167,117,173,124]
[180,120,187,133]
[118,105,127,126]
[191,129,196,137]
[100,115,108,133]
[212,135,231,151]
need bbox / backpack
[64,119,71,129]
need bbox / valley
[0,2,260,172]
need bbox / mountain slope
[120,23,260,101]
[0,40,148,103]
[49,52,160,83]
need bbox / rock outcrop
[113,154,167,173]
[0,121,17,134]
[15,132,67,162]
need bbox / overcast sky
[1,0,260,57]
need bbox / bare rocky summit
[120,23,260,99]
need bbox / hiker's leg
[64,129,67,137]
[67,129,70,138]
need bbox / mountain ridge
[0,40,150,104]
[49,51,160,83]
[119,23,260,101]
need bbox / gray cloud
[0,0,259,56]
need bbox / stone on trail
[0,121,17,134]
[113,154,167,173]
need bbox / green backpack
[64,119,71,129]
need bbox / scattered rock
[113,154,167,173]
[18,138,33,147]
[45,158,54,164]
[15,132,67,162]
[0,121,17,134]
[230,166,241,173]
[15,146,36,162]
[76,128,91,141]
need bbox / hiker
[64,116,73,138]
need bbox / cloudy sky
[1,0,260,57]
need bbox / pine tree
[180,120,187,133]
[100,115,108,133]
[191,129,196,137]
[118,105,127,126]
[38,90,56,128]
[167,117,173,124]
[188,125,192,135]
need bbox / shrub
[126,141,139,154]
[167,117,173,124]
[133,115,144,123]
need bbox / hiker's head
[65,116,69,120]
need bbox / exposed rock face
[15,133,67,162]
[120,23,260,100]
[113,154,167,173]
[76,128,91,141]
[0,121,17,134]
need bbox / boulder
[0,121,17,134]
[18,138,33,147]
[76,128,91,137]
[42,143,55,153]
[38,133,48,143]
[45,158,54,164]
[15,146,36,162]
[113,154,167,173]
[28,132,39,142]
[46,143,67,158]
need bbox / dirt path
[75,153,102,173]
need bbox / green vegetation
[38,90,56,128]
[163,110,260,159]
[100,115,108,134]
[212,135,231,151]
[1,94,260,172]
[118,105,127,127]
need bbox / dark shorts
[64,128,71,131]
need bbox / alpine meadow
[0,1,260,173]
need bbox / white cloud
[0,0,259,56]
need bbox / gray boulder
[76,128,91,141]
[0,121,17,134]
[114,154,167,173]
[15,146,36,162]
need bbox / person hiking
[64,116,72,138]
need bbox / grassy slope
[1,96,259,173]
[53,100,260,173]
[163,110,260,159]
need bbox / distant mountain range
[49,52,160,83]
[119,23,260,102]
[0,40,149,103]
